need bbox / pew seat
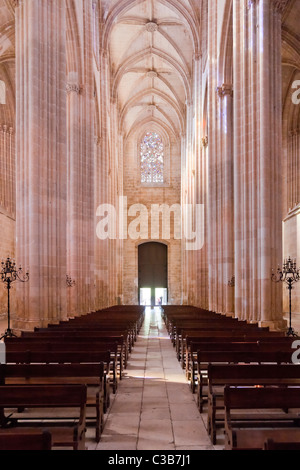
[264,439,300,450]
[0,429,52,450]
[224,386,300,450]
[207,364,300,445]
[5,349,117,395]
[0,384,87,450]
[197,350,293,412]
[0,363,107,443]
[186,338,295,392]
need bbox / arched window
[0,80,5,105]
[92,0,99,65]
[140,132,164,184]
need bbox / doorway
[138,242,168,307]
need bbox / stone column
[66,1,95,317]
[217,84,235,316]
[96,49,110,309]
[207,4,234,316]
[14,0,67,330]
[0,125,15,218]
[195,55,209,310]
[233,0,286,328]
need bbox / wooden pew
[162,306,256,334]
[0,363,107,443]
[197,350,293,413]
[18,332,128,368]
[224,386,300,450]
[186,338,295,393]
[5,349,117,396]
[207,364,300,445]
[25,327,134,354]
[177,329,286,366]
[169,319,258,345]
[5,338,125,380]
[0,384,87,450]
[0,430,52,451]
[264,439,300,450]
[48,312,142,337]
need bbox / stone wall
[0,211,15,318]
[122,130,182,305]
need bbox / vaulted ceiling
[282,0,300,129]
[0,0,299,135]
[105,0,200,140]
[0,0,15,125]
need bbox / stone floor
[86,307,217,451]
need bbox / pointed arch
[102,0,200,56]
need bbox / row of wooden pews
[0,305,145,450]
[162,305,300,450]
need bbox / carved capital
[216,84,233,98]
[271,0,289,14]
[247,0,288,14]
[66,83,82,95]
[94,135,101,146]
[289,128,299,137]
[247,0,258,9]
[0,124,13,135]
[201,136,208,148]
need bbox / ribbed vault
[104,0,199,139]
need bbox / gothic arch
[102,0,200,56]
[218,0,233,87]
[125,116,177,143]
[0,60,15,127]
[111,47,192,104]
[66,0,83,81]
[119,87,185,136]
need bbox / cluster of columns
[14,0,68,329]
[287,129,300,210]
[183,0,287,329]
[233,0,285,328]
[13,0,119,330]
[0,125,15,218]
[10,0,290,330]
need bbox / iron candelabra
[271,257,300,337]
[0,257,29,340]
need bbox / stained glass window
[0,80,5,105]
[141,132,164,184]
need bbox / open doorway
[140,288,152,306]
[139,287,168,306]
[155,288,168,306]
[138,242,168,307]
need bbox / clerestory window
[140,132,164,184]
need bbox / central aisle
[88,308,216,451]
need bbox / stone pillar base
[259,319,288,332]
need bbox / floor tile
[89,307,218,451]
